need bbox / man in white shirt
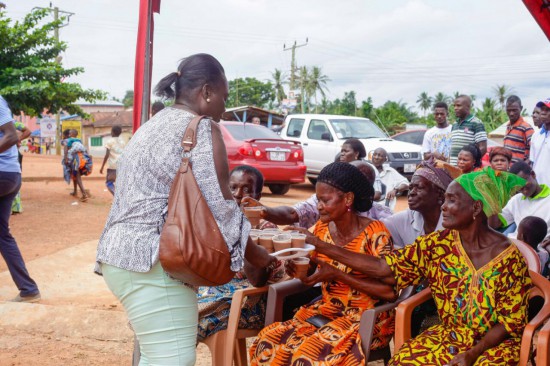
[99,125,126,195]
[495,161,550,238]
[422,102,452,161]
[530,98,550,186]
[371,147,409,210]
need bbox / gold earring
[206,98,211,103]
[473,214,476,221]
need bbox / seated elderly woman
[323,167,530,365]
[249,162,395,366]
[197,165,283,341]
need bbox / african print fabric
[455,167,525,217]
[385,229,531,366]
[249,220,394,366]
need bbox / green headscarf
[454,167,526,217]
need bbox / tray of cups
[272,243,315,260]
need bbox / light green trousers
[102,262,198,365]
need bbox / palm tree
[493,84,515,110]
[271,69,287,106]
[308,66,330,113]
[433,92,450,105]
[299,66,310,113]
[416,92,432,116]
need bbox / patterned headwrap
[455,167,526,217]
[414,159,453,191]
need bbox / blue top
[0,96,20,173]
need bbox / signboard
[39,117,56,138]
[62,120,82,139]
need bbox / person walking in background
[95,53,274,365]
[503,95,534,165]
[530,98,550,186]
[99,125,125,196]
[422,101,452,161]
[65,129,93,202]
[0,95,40,303]
[449,95,487,166]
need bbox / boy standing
[100,125,125,195]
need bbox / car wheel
[308,177,317,186]
[268,184,291,195]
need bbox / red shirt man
[503,95,534,164]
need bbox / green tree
[492,84,515,110]
[0,8,105,116]
[122,90,134,109]
[271,68,286,105]
[433,92,451,105]
[475,97,506,132]
[308,66,329,113]
[371,100,418,135]
[358,97,374,119]
[299,66,310,112]
[416,92,432,116]
[226,77,274,108]
[340,91,357,116]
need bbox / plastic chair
[535,314,550,365]
[132,286,269,366]
[264,278,415,364]
[394,270,550,366]
[511,238,541,273]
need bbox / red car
[220,121,306,195]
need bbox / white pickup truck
[280,114,422,183]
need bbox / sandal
[80,195,89,202]
[70,192,77,197]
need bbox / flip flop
[80,196,89,202]
[70,192,77,196]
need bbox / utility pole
[283,39,308,92]
[33,4,74,155]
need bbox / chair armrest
[520,271,550,365]
[536,319,550,366]
[394,288,432,352]
[359,285,416,360]
[264,279,313,325]
[224,286,269,363]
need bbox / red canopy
[133,0,161,133]
[523,0,550,41]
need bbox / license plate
[404,163,416,173]
[269,151,286,161]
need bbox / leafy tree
[299,66,310,112]
[358,97,374,119]
[371,100,418,135]
[0,8,105,116]
[271,68,286,105]
[416,92,432,116]
[433,92,451,105]
[122,90,134,108]
[308,66,329,113]
[340,91,357,116]
[475,97,506,132]
[493,84,515,110]
[226,77,274,108]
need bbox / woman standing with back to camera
[95,54,275,365]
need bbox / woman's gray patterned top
[96,107,250,273]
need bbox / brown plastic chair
[264,278,415,364]
[132,285,269,366]
[511,238,541,273]
[535,315,550,365]
[394,270,550,366]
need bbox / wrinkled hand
[241,197,268,218]
[301,257,340,286]
[446,351,477,366]
[386,189,396,201]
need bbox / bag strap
[179,115,207,174]
[181,115,207,152]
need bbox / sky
[5,0,550,114]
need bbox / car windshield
[224,124,282,141]
[329,118,387,139]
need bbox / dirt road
[0,154,405,365]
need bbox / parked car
[219,121,306,195]
[280,114,422,183]
[391,129,501,167]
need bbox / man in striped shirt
[503,95,534,165]
[449,95,487,166]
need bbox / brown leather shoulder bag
[159,115,236,286]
